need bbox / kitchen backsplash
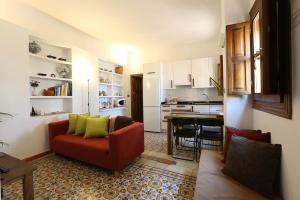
[162,87,223,102]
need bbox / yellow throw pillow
[84,116,110,139]
[74,115,99,136]
[67,114,78,134]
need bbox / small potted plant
[30,80,40,96]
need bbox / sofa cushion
[74,115,89,135]
[223,136,281,198]
[84,116,110,139]
[67,114,78,134]
[223,127,270,162]
[109,117,117,134]
[114,116,133,130]
[53,134,109,153]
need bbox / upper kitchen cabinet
[191,58,210,88]
[143,62,162,77]
[191,56,222,89]
[172,60,192,86]
[226,22,251,95]
[162,62,175,89]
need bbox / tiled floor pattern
[3,155,196,200]
[3,131,202,199]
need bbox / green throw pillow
[74,115,100,135]
[84,116,110,139]
[67,114,78,134]
[74,115,89,135]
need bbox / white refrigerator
[143,75,161,132]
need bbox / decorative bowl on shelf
[115,66,123,74]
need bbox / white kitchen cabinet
[143,62,162,76]
[192,105,210,113]
[162,62,175,89]
[209,105,223,114]
[191,58,211,88]
[209,56,220,82]
[161,105,171,131]
[172,60,192,86]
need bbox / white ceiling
[20,0,222,49]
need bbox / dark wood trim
[253,94,292,119]
[250,0,292,119]
[130,74,143,122]
[226,21,252,95]
[131,73,143,78]
[23,150,52,162]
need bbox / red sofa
[48,120,144,175]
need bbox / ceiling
[20,0,222,50]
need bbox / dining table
[164,112,224,155]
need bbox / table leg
[23,172,34,200]
[167,119,172,155]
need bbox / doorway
[131,74,143,122]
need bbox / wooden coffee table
[0,153,37,200]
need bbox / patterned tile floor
[3,155,196,200]
[3,132,201,200]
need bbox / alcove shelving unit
[28,35,73,117]
[98,60,125,113]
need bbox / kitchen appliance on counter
[143,63,162,132]
[117,99,126,107]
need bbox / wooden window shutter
[226,22,251,95]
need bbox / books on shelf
[54,82,72,96]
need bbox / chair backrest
[195,119,224,127]
[172,118,196,126]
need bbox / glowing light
[111,45,129,65]
[74,59,93,84]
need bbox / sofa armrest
[48,120,69,149]
[109,122,144,171]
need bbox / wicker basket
[115,66,123,74]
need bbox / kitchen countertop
[161,101,223,105]
[164,113,224,120]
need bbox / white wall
[252,2,300,199]
[0,0,125,159]
[222,0,254,128]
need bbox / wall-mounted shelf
[99,69,122,77]
[99,83,122,87]
[31,112,70,117]
[30,75,72,82]
[29,53,72,65]
[99,96,123,98]
[29,35,73,116]
[30,96,72,99]
[99,107,126,111]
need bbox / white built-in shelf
[31,112,70,117]
[30,96,72,99]
[29,53,72,65]
[99,82,113,86]
[99,70,123,77]
[99,107,126,111]
[99,83,122,87]
[99,96,123,98]
[29,75,72,82]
